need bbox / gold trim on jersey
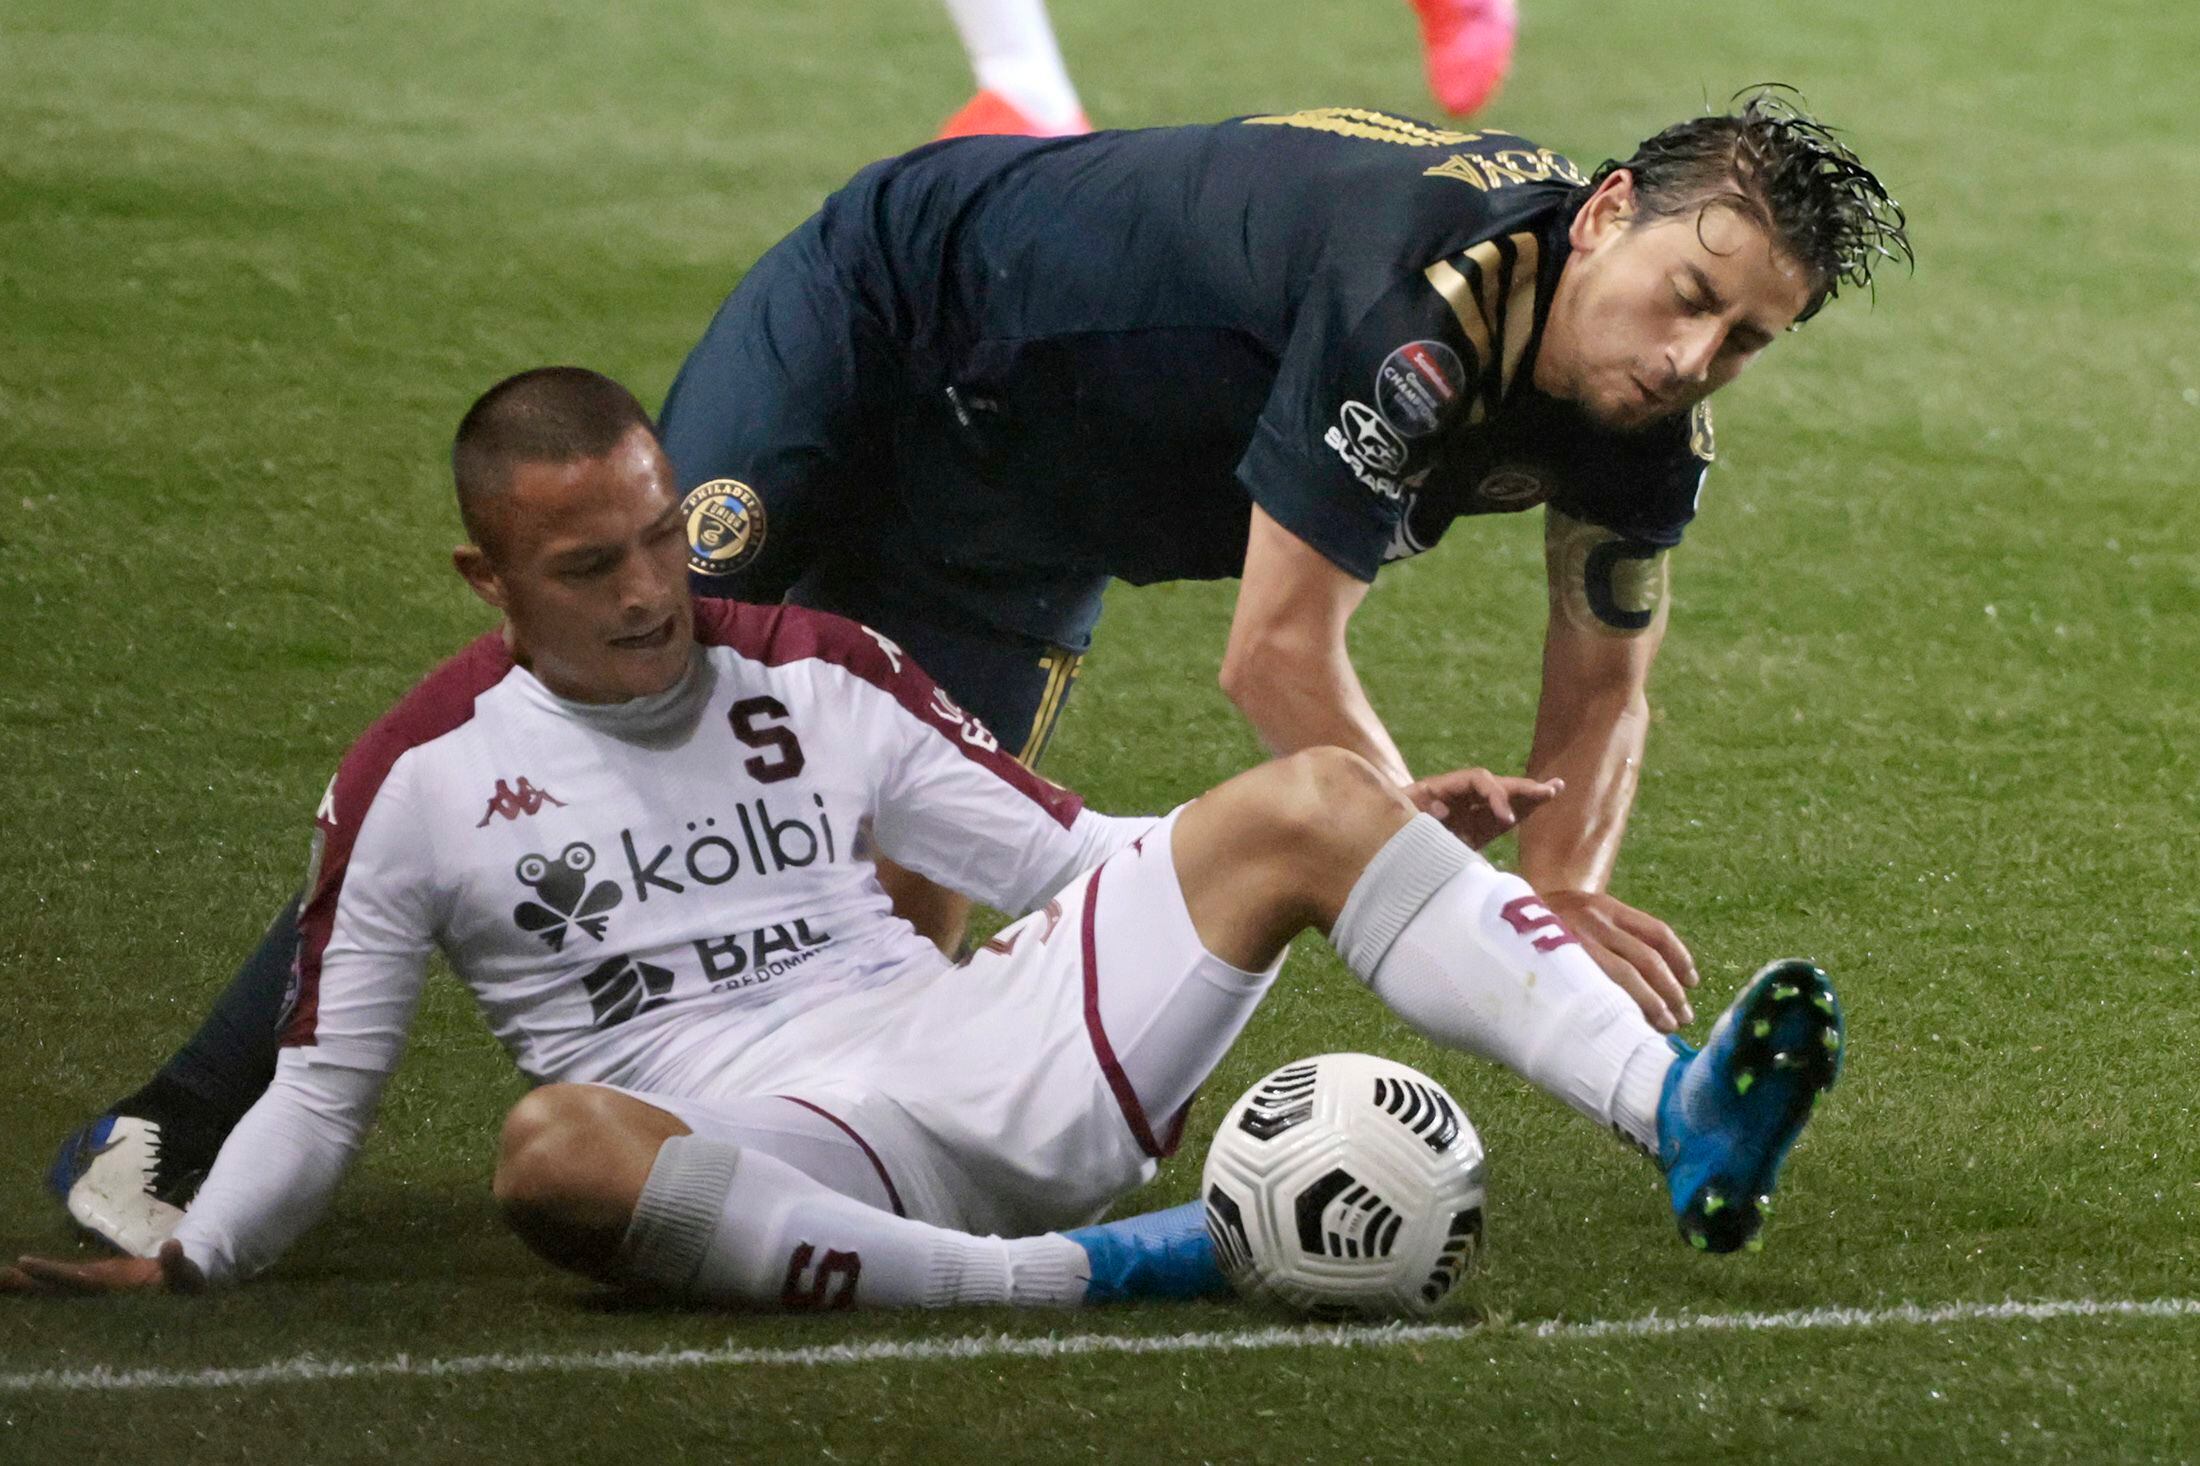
[1017,648,1084,767]
[1424,258,1491,363]
[1423,146,1588,191]
[1245,107,1485,148]
[1498,233,1541,398]
[1422,229,1547,411]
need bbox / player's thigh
[866,816,1281,1234]
[660,219,891,604]
[596,1084,908,1218]
[1075,807,1284,1147]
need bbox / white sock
[1330,814,1674,1152]
[619,1135,1089,1309]
[940,0,1084,128]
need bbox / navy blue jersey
[813,108,1712,587]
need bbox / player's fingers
[1581,939,1676,1033]
[1590,919,1692,1026]
[0,1264,38,1294]
[1504,775,1563,814]
[1610,902,1699,988]
[1473,773,1518,830]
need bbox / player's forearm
[169,1053,384,1287]
[1518,686,1649,894]
[1219,638,1412,786]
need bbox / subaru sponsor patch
[1325,400,1409,499]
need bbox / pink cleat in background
[1411,0,1519,118]
[937,89,1092,139]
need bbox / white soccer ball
[1202,1053,1487,1319]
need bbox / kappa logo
[862,627,905,673]
[579,953,676,1027]
[512,842,624,951]
[476,777,566,828]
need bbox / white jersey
[174,600,1142,1281]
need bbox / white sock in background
[620,1136,1089,1309]
[1330,815,1674,1152]
[939,0,1084,129]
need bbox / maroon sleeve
[282,633,515,1047]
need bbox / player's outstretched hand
[1407,768,1563,850]
[1,1239,205,1296]
[1540,889,1698,1033]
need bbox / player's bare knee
[1260,747,1412,855]
[493,1085,609,1212]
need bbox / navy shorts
[659,218,1099,769]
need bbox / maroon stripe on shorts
[775,1095,906,1217]
[1080,863,1167,1159]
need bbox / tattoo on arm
[1545,509,1670,636]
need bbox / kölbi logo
[508,798,842,949]
[619,795,839,901]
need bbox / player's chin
[605,613,692,694]
[1584,392,1681,434]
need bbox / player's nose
[613,553,675,614]
[1668,321,1721,384]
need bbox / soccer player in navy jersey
[49,92,1903,1259]
[657,89,1906,1014]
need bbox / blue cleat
[1065,1201,1233,1302]
[47,1114,117,1203]
[1656,958,1844,1255]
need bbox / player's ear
[453,543,509,612]
[1572,169,1636,250]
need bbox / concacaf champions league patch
[682,478,767,577]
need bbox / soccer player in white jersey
[6,369,1840,1306]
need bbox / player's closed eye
[557,553,619,581]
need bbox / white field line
[5,1295,2197,1395]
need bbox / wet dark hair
[451,366,656,549]
[1591,87,1912,323]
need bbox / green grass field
[4,0,2198,1459]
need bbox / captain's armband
[1545,508,1671,637]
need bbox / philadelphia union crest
[683,478,767,577]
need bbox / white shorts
[618,808,1279,1237]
